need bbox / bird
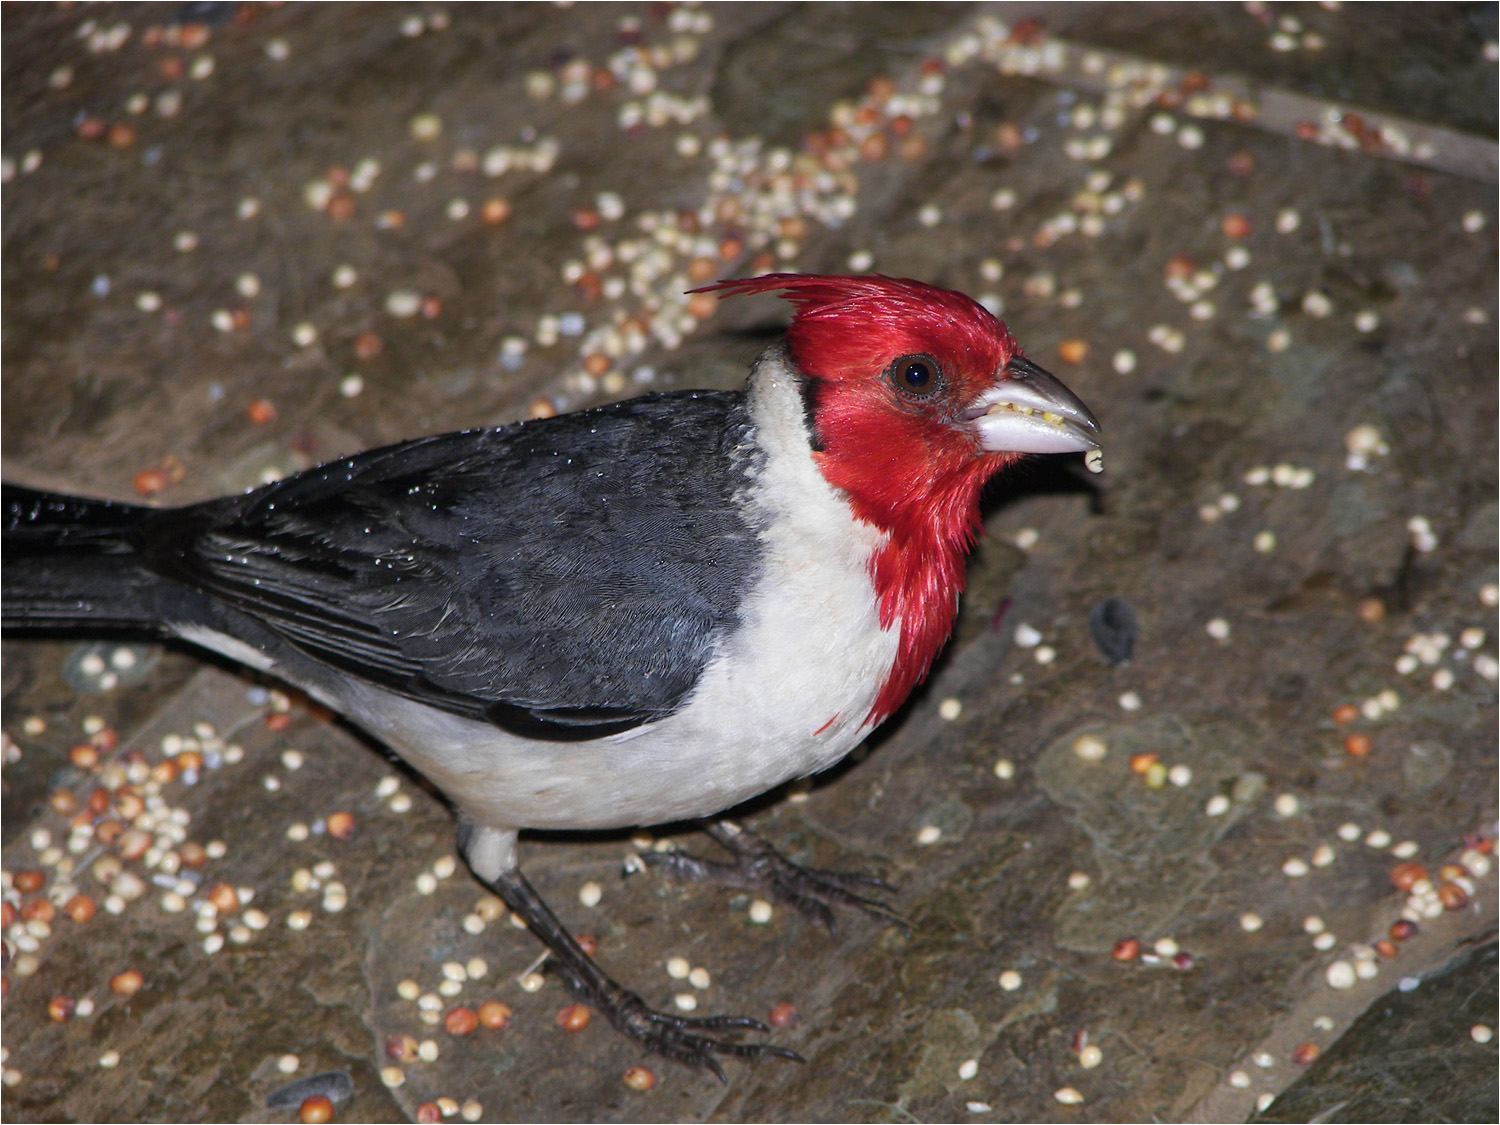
[3,273,1101,1077]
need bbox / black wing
[144,391,765,738]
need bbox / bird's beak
[967,356,1102,459]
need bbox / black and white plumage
[3,274,1102,1075]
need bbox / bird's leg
[644,818,909,935]
[458,824,801,1079]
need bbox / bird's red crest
[700,274,1026,725]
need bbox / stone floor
[2,3,1496,1122]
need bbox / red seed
[179,842,208,868]
[76,116,106,140]
[0,902,15,928]
[107,122,137,149]
[326,194,357,222]
[70,743,100,769]
[1173,951,1195,970]
[92,726,119,751]
[1226,151,1257,176]
[445,1006,479,1036]
[1129,752,1160,775]
[769,1001,799,1028]
[207,883,241,914]
[687,293,718,321]
[21,898,56,923]
[64,895,97,923]
[248,399,278,425]
[299,1095,335,1124]
[87,787,111,816]
[1058,339,1089,365]
[572,209,601,231]
[1332,704,1359,725]
[416,1103,441,1124]
[135,468,170,495]
[1390,862,1428,892]
[326,811,356,840]
[556,1003,592,1032]
[1438,864,1467,884]
[477,1001,512,1030]
[576,934,599,957]
[51,789,80,816]
[1180,70,1209,94]
[1389,919,1418,942]
[266,712,292,732]
[622,1065,657,1091]
[1295,120,1320,141]
[1292,1042,1321,1066]
[583,353,611,377]
[1112,938,1140,962]
[1439,883,1469,910]
[47,995,76,1022]
[1164,255,1196,279]
[1220,213,1252,239]
[385,1033,419,1062]
[529,398,558,420]
[95,819,124,847]
[12,870,45,894]
[1374,939,1399,959]
[421,297,442,320]
[353,332,383,360]
[1344,733,1373,758]
[480,197,511,224]
[110,969,145,997]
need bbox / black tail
[3,484,168,631]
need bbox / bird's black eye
[890,354,943,398]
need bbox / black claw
[649,819,913,935]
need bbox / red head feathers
[698,273,1043,724]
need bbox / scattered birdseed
[1068,872,1091,891]
[415,873,438,895]
[916,824,943,845]
[380,1066,405,1089]
[1229,1070,1250,1088]
[938,698,963,721]
[673,993,698,1012]
[578,881,602,908]
[1118,692,1142,712]
[1205,795,1230,816]
[1274,794,1300,818]
[1054,1086,1084,1105]
[1282,858,1309,878]
[994,759,1015,780]
[1078,1044,1102,1069]
[99,1050,121,1069]
[958,1058,979,1080]
[1034,645,1056,665]
[1153,938,1179,958]
[1325,961,1357,990]
[1014,623,1043,648]
[1112,349,1136,374]
[1206,617,1231,640]
[1240,913,1264,933]
[1472,1025,1494,1044]
[998,970,1023,992]
[279,1054,301,1075]
[1366,830,1392,848]
[1072,734,1108,762]
[749,899,773,924]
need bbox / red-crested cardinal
[3,274,1101,1076]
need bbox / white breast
[336,349,900,835]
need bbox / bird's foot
[643,819,909,935]
[546,960,802,1081]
